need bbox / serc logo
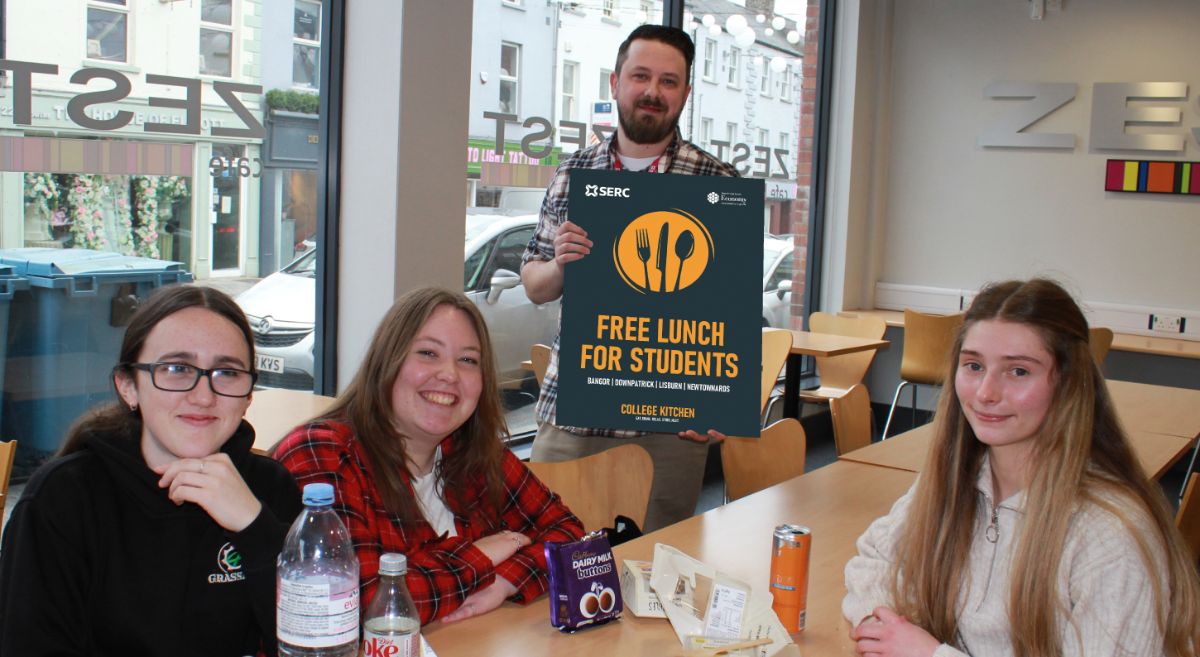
[706,192,719,204]
[612,210,714,295]
[585,184,630,198]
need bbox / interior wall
[338,2,472,389]
[875,0,1199,310]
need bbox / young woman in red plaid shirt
[275,287,583,625]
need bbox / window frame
[702,38,717,82]
[726,46,741,88]
[199,0,235,79]
[561,60,580,122]
[293,0,322,90]
[602,0,616,20]
[85,0,130,64]
[701,117,713,152]
[599,67,614,101]
[499,41,521,115]
[758,56,772,97]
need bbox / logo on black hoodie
[208,542,246,584]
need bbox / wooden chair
[799,312,887,403]
[828,383,873,456]
[245,388,338,454]
[1088,326,1114,366]
[760,328,793,416]
[0,440,17,536]
[881,310,964,439]
[720,418,807,502]
[530,343,551,386]
[526,444,652,532]
[1176,473,1200,563]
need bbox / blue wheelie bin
[0,264,30,453]
[0,248,192,479]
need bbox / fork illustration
[635,228,652,292]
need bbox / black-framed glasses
[129,362,257,398]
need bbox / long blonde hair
[889,279,1200,656]
[297,287,508,522]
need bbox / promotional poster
[556,169,765,436]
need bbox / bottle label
[362,631,419,657]
[277,578,360,647]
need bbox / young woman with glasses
[0,285,301,657]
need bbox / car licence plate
[257,354,285,374]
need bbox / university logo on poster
[557,169,765,436]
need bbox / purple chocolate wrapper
[545,531,623,632]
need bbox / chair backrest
[1088,326,1114,366]
[526,444,652,532]
[761,328,793,412]
[720,418,807,502]
[899,310,964,385]
[1176,472,1200,563]
[0,440,17,536]
[808,312,888,393]
[530,343,551,386]
[828,383,873,455]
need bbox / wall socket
[1149,314,1185,333]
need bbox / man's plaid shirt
[521,130,738,438]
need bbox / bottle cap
[379,552,408,575]
[302,482,335,506]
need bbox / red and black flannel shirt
[275,420,584,624]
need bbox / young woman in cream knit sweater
[843,279,1200,657]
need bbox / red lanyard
[612,154,663,173]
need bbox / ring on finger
[199,460,206,474]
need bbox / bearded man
[521,25,739,532]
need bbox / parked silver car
[237,213,560,391]
[762,234,796,328]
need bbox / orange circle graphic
[612,210,714,295]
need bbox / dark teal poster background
[556,169,765,436]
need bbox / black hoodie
[0,421,301,657]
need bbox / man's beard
[617,97,679,145]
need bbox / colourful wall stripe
[0,136,193,176]
[1105,159,1200,195]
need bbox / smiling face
[611,38,691,147]
[389,304,484,455]
[955,320,1058,461]
[115,306,253,469]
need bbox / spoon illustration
[672,229,695,292]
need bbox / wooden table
[841,424,1193,480]
[246,388,338,453]
[1105,380,1200,440]
[423,460,916,657]
[781,331,890,419]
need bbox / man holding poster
[521,25,752,532]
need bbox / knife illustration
[655,222,670,292]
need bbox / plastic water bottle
[278,483,361,657]
[361,553,421,657]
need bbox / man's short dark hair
[614,25,695,82]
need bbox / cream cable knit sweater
[843,457,1169,657]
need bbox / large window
[293,0,322,89]
[0,0,341,479]
[464,2,824,435]
[86,0,128,63]
[500,42,521,114]
[200,0,234,77]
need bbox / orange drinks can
[770,524,811,634]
